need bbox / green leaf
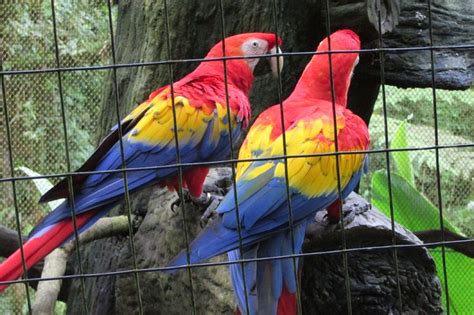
[15,167,63,210]
[430,250,474,314]
[371,170,461,234]
[390,120,415,185]
[371,171,472,312]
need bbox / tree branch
[415,229,474,258]
[32,248,68,315]
[31,215,131,315]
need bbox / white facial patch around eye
[241,39,269,71]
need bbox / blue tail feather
[227,220,307,315]
[228,247,258,315]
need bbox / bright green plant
[364,112,473,235]
[389,119,415,185]
[371,120,473,314]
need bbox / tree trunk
[302,193,443,314]
[64,0,472,313]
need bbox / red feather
[326,199,343,223]
[277,285,298,315]
[0,210,98,292]
[0,32,283,294]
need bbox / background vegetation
[0,2,113,313]
[0,2,472,314]
[360,87,474,237]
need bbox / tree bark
[377,1,473,89]
[302,193,443,314]
[66,170,235,315]
[321,0,473,90]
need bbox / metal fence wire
[0,0,473,314]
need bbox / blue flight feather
[30,115,245,240]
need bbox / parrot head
[198,33,283,94]
[290,29,361,106]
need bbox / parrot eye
[251,41,259,47]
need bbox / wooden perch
[0,217,131,314]
[303,193,443,314]
[415,229,474,258]
[2,188,469,315]
[319,0,474,90]
[33,249,69,315]
[30,215,131,315]
[61,169,448,314]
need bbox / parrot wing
[39,94,155,203]
[168,104,368,315]
[168,105,369,266]
[29,77,249,238]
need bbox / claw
[200,197,221,228]
[345,201,371,216]
[340,207,356,225]
[190,192,212,206]
[170,198,181,213]
[170,190,190,212]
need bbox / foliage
[1,2,114,314]
[1,1,112,233]
[361,86,474,237]
[371,170,461,234]
[373,86,474,140]
[390,119,415,185]
[370,119,473,313]
[3,1,111,68]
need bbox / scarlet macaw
[168,30,369,314]
[0,33,283,292]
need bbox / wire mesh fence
[0,0,473,314]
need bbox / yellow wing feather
[236,123,274,179]
[237,113,366,198]
[126,91,238,150]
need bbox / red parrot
[168,29,369,314]
[0,33,283,292]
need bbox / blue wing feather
[168,166,364,268]
[30,110,245,238]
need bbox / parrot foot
[202,182,228,197]
[190,192,213,206]
[200,197,222,228]
[346,200,371,215]
[324,200,371,226]
[170,190,190,213]
[340,200,371,225]
[170,191,220,213]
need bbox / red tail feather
[0,210,97,292]
[277,285,297,315]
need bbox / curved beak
[268,46,284,78]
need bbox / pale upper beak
[269,46,284,78]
